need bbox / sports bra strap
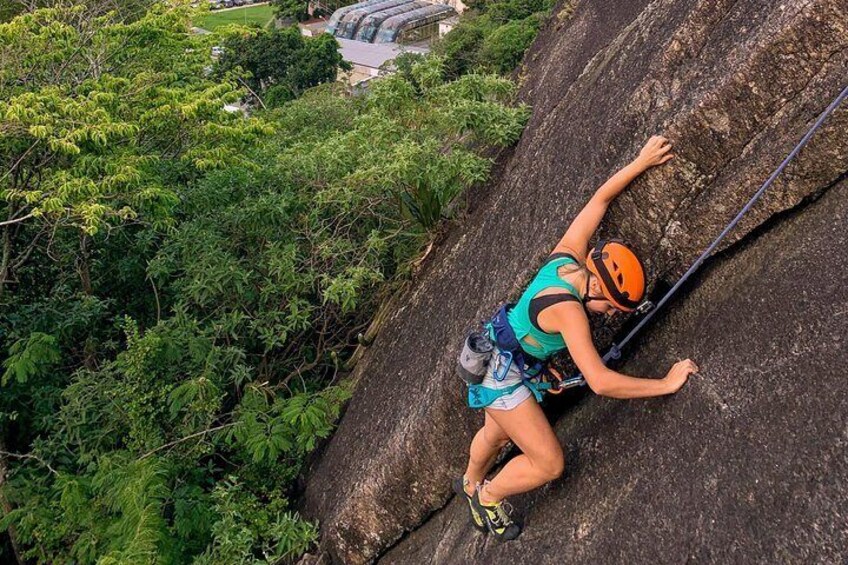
[507,252,584,358]
[527,253,585,333]
[529,293,582,332]
[547,251,580,263]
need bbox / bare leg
[463,411,509,495]
[480,397,564,504]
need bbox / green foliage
[232,386,349,463]
[148,66,528,379]
[0,3,24,23]
[271,0,310,23]
[195,478,317,564]
[433,0,556,79]
[482,0,555,24]
[2,332,60,385]
[0,2,273,320]
[432,21,486,79]
[2,313,350,563]
[0,2,531,563]
[216,26,351,108]
[477,17,542,75]
[93,455,171,564]
[1,0,155,24]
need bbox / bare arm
[543,302,697,398]
[552,136,673,260]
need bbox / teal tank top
[507,255,582,360]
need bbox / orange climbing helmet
[586,239,646,312]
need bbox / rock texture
[300,0,848,563]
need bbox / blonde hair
[557,260,587,277]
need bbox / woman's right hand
[635,135,674,170]
[662,359,698,394]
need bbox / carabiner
[493,350,513,382]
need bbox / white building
[438,15,459,36]
[335,36,429,85]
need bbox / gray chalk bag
[456,330,494,385]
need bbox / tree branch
[147,274,161,323]
[0,213,35,227]
[0,140,40,186]
[139,422,237,460]
[0,439,24,565]
[236,76,267,111]
[278,316,330,387]
[0,450,58,476]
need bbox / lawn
[196,4,276,31]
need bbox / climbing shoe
[471,484,522,541]
[452,476,487,532]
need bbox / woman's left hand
[635,135,674,170]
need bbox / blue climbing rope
[560,83,848,390]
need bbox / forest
[0,0,554,562]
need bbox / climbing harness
[461,253,594,408]
[550,83,848,391]
[466,305,544,408]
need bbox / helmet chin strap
[582,274,607,305]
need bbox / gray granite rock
[380,177,848,565]
[300,1,848,562]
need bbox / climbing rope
[556,83,848,391]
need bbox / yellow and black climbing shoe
[470,485,521,541]
[452,477,487,533]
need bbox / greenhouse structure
[326,0,456,44]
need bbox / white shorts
[480,346,535,411]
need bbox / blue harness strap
[465,304,553,409]
[467,382,523,409]
[467,380,553,409]
[487,304,544,377]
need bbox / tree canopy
[216,26,351,108]
[433,0,557,79]
[271,0,310,23]
[0,2,531,562]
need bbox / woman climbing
[454,135,699,541]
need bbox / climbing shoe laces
[491,500,514,525]
[472,483,522,541]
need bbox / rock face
[300,1,848,563]
[381,179,848,564]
